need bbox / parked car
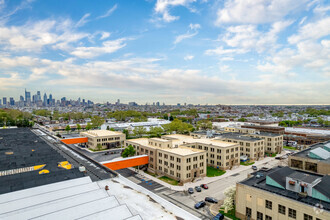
[213,213,224,220]
[195,186,202,192]
[205,197,218,203]
[252,165,257,170]
[188,188,194,194]
[275,156,281,160]
[200,184,209,189]
[194,201,206,209]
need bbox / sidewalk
[129,152,285,191]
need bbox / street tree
[65,125,71,134]
[122,145,136,158]
[133,126,146,137]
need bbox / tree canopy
[162,119,194,134]
[122,145,136,158]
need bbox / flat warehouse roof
[0,128,84,195]
[80,130,123,137]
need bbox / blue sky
[0,0,329,104]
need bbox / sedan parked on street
[194,201,206,209]
[205,197,218,203]
[195,186,202,192]
[188,187,194,194]
[200,184,208,189]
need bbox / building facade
[236,166,330,220]
[80,130,125,150]
[125,137,207,183]
[289,141,330,175]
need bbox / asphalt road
[116,157,286,220]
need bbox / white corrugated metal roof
[309,147,330,160]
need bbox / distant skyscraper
[49,94,53,106]
[25,89,31,104]
[3,97,7,106]
[37,91,41,101]
[116,99,120,105]
[43,93,47,106]
[156,102,160,106]
[9,97,15,106]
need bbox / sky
[0,0,329,105]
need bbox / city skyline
[0,0,329,104]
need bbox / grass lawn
[158,176,179,185]
[265,153,277,157]
[240,161,255,166]
[144,170,157,177]
[219,207,240,220]
[284,146,297,150]
[207,166,226,177]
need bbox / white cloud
[154,0,196,22]
[97,4,118,19]
[174,23,200,44]
[216,0,308,25]
[174,32,197,44]
[205,46,245,55]
[100,32,111,40]
[184,55,194,60]
[70,38,127,58]
[288,17,330,44]
[189,23,201,30]
[0,18,88,52]
[75,13,90,27]
[1,54,329,104]
[220,65,230,72]
[206,20,292,56]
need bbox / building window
[177,158,181,163]
[159,166,162,170]
[164,154,168,159]
[246,207,251,218]
[257,211,263,220]
[170,156,174,161]
[217,149,221,153]
[265,200,272,210]
[304,214,312,220]
[288,208,296,219]
[149,164,153,168]
[200,155,204,160]
[265,215,272,220]
[186,158,191,163]
[177,165,181,170]
[158,159,162,164]
[159,153,162,157]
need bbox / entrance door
[194,172,197,178]
[300,185,305,193]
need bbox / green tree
[65,125,71,134]
[106,126,110,130]
[123,129,129,139]
[96,144,102,151]
[197,120,212,130]
[76,124,81,132]
[162,119,193,134]
[133,126,147,137]
[91,116,104,129]
[238,117,247,122]
[122,145,136,158]
[317,117,324,125]
[85,122,92,130]
[149,126,164,137]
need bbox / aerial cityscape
[0,0,329,220]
